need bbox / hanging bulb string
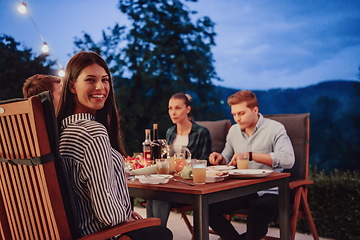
[18,0,64,76]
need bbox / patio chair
[229,113,319,240]
[0,92,160,240]
[262,113,319,240]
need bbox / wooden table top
[127,172,290,195]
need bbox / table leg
[278,177,290,240]
[193,194,209,240]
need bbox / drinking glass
[237,153,249,169]
[191,160,207,185]
[156,159,170,174]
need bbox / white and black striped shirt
[59,113,131,236]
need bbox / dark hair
[22,74,61,98]
[170,92,193,120]
[57,51,126,155]
[227,90,258,109]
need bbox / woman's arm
[84,135,131,226]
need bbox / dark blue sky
[1,0,359,90]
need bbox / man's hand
[228,152,249,166]
[209,152,224,165]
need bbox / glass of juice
[237,153,249,169]
[156,159,170,174]
[191,160,207,185]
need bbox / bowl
[131,165,157,175]
[136,175,169,184]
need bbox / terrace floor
[134,206,332,240]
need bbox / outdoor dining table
[127,172,290,240]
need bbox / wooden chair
[0,92,160,240]
[229,113,319,240]
[262,113,319,240]
[173,119,232,237]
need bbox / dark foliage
[304,169,360,240]
[0,34,55,100]
[74,0,225,154]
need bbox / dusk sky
[1,0,359,90]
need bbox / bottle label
[143,151,151,161]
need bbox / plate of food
[207,165,235,171]
[206,170,229,183]
[228,169,273,178]
[135,175,170,184]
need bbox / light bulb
[41,42,49,53]
[58,69,65,77]
[18,2,27,14]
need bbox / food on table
[181,165,193,179]
[206,170,229,177]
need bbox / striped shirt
[59,113,131,236]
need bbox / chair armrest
[78,218,161,240]
[289,179,314,190]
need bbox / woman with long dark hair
[57,51,172,240]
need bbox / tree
[74,0,224,154]
[0,34,55,100]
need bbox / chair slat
[19,164,39,240]
[10,114,24,159]
[22,113,37,159]
[0,163,23,240]
[0,117,14,159]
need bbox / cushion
[196,120,232,153]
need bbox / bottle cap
[153,123,158,129]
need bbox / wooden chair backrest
[0,95,72,240]
[265,113,310,181]
[196,119,232,153]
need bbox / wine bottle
[142,129,151,161]
[150,123,161,161]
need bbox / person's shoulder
[62,115,108,139]
[228,123,239,132]
[262,117,286,133]
[263,117,284,128]
[166,125,176,134]
[192,122,210,134]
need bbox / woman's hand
[128,211,143,222]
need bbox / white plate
[131,165,157,175]
[207,165,235,171]
[135,175,170,184]
[155,175,174,179]
[228,169,273,178]
[206,174,229,183]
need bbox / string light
[17,0,64,76]
[58,69,65,77]
[56,60,65,77]
[41,42,49,53]
[17,2,27,14]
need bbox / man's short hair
[227,90,258,109]
[22,74,61,98]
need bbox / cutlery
[173,178,195,186]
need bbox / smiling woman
[56,51,173,239]
[69,64,110,115]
